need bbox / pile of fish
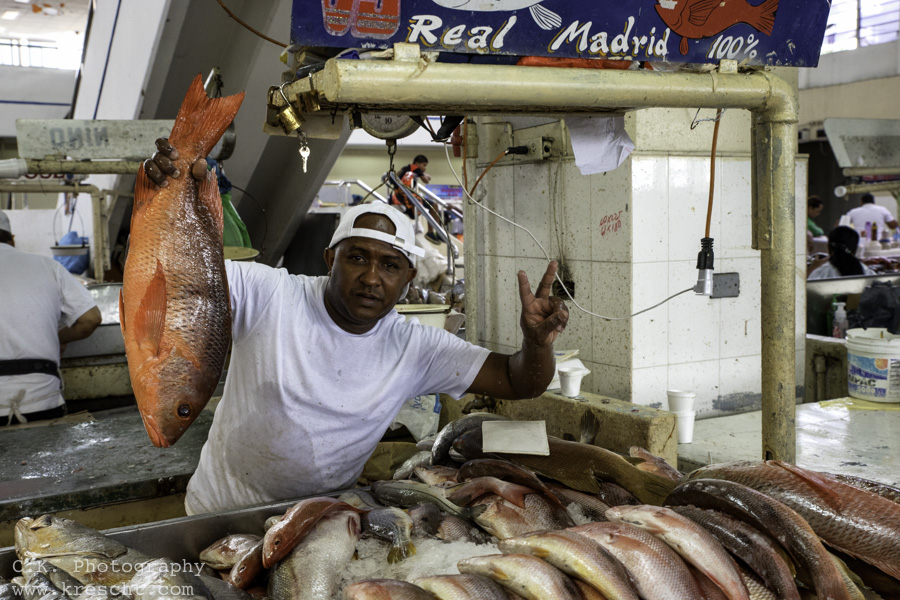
[7,413,900,600]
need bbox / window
[821,0,900,54]
[0,36,82,69]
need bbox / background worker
[390,155,444,243]
[808,225,875,280]
[844,193,898,240]
[144,140,569,515]
[807,196,825,237]
[0,210,101,424]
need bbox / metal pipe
[292,47,799,462]
[322,179,390,204]
[842,166,900,177]
[0,182,110,282]
[835,181,900,198]
[389,172,458,288]
[0,158,142,178]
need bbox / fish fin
[685,0,720,26]
[579,411,600,445]
[134,259,167,356]
[387,541,417,563]
[489,566,511,581]
[169,74,245,163]
[133,163,157,219]
[769,461,844,512]
[680,36,689,55]
[531,547,551,558]
[753,0,779,36]
[619,468,678,506]
[118,289,126,334]
[529,3,561,30]
[197,167,225,238]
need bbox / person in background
[845,193,898,239]
[390,155,444,243]
[807,196,825,237]
[808,226,876,280]
[0,210,101,424]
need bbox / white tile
[592,262,633,369]
[668,157,719,263]
[556,160,593,262]
[481,255,519,348]
[583,361,632,400]
[552,258,594,363]
[668,360,721,417]
[718,257,762,359]
[716,355,762,416]
[717,159,756,259]
[632,262,670,368]
[513,162,555,260]
[631,156,669,264]
[591,166,633,264]
[631,366,669,409]
[480,163,516,258]
[667,261,721,364]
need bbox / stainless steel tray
[0,490,356,580]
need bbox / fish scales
[689,461,900,581]
[605,505,750,600]
[669,506,800,600]
[568,522,703,600]
[415,573,513,599]
[122,74,244,448]
[666,478,852,600]
[343,578,437,599]
[457,553,582,600]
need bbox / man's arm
[59,306,101,345]
[467,261,569,399]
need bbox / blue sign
[293,0,831,67]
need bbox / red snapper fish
[655,0,779,55]
[120,75,244,447]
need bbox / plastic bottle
[833,302,849,339]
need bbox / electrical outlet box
[711,272,740,298]
[519,135,553,160]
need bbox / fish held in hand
[121,74,244,447]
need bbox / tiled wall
[472,116,808,419]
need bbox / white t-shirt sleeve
[407,323,491,399]
[225,260,284,340]
[54,264,97,328]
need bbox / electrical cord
[443,142,694,320]
[215,0,288,48]
[705,108,724,238]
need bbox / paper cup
[675,410,696,444]
[667,389,696,412]
[559,367,588,398]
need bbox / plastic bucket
[846,328,900,403]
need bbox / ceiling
[0,0,90,41]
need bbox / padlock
[276,83,303,134]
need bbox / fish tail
[753,0,778,36]
[388,540,416,564]
[169,74,245,160]
[620,468,679,505]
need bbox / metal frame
[274,44,799,462]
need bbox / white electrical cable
[442,142,694,320]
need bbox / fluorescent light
[13,0,30,4]
[1,11,20,20]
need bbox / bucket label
[848,355,900,401]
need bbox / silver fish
[432,414,509,466]
[415,573,512,599]
[363,507,417,563]
[268,511,360,600]
[394,451,434,480]
[457,553,581,599]
[123,558,210,600]
[198,535,261,570]
[342,579,435,599]
[472,493,573,540]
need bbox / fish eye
[177,404,191,418]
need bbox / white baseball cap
[329,202,424,267]
[0,210,10,235]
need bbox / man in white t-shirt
[145,141,570,514]
[0,210,101,424]
[845,193,899,239]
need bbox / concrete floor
[677,399,900,487]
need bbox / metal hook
[278,81,292,106]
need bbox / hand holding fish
[519,260,568,348]
[143,138,208,188]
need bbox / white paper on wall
[566,115,635,175]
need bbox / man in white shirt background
[0,210,101,424]
[845,193,899,240]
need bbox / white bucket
[846,328,900,403]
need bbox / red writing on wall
[599,210,623,236]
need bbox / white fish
[432,0,562,30]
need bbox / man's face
[415,160,428,174]
[809,205,823,218]
[323,214,417,334]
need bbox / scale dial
[359,114,420,140]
